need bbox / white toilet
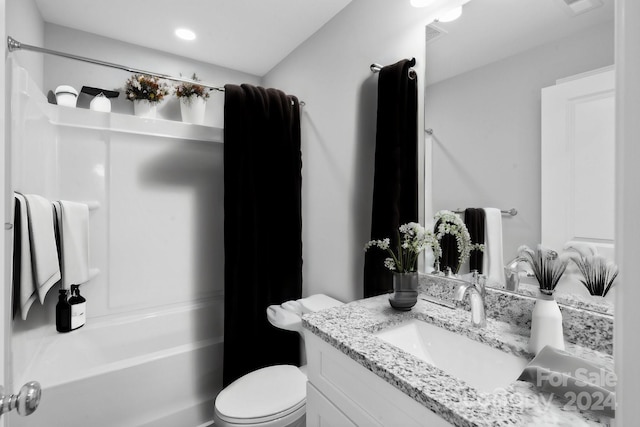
[213,294,343,427]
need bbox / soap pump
[56,289,71,333]
[69,285,86,330]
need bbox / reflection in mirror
[423,0,615,313]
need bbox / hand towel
[57,200,90,289]
[297,294,343,314]
[24,194,61,303]
[464,208,486,273]
[14,194,38,320]
[281,300,303,315]
[482,208,505,286]
[266,305,301,332]
[518,345,615,417]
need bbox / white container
[90,93,111,112]
[529,291,565,355]
[180,96,207,125]
[54,85,78,108]
[133,99,157,119]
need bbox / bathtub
[10,301,224,427]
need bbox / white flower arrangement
[566,246,618,297]
[517,244,569,294]
[433,210,472,273]
[365,222,440,273]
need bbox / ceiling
[34,0,353,77]
[33,0,614,81]
[425,0,615,85]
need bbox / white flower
[364,222,437,273]
[384,258,396,271]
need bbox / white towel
[482,208,506,286]
[14,194,37,320]
[297,294,343,314]
[57,200,90,289]
[266,305,301,332]
[24,194,61,303]
[281,300,303,315]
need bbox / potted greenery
[125,74,169,119]
[175,73,210,125]
[517,244,569,354]
[365,222,440,310]
[433,210,472,274]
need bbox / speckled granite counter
[302,290,613,427]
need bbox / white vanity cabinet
[304,332,451,427]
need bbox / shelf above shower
[44,103,224,143]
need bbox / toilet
[213,294,343,427]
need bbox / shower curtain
[223,84,302,386]
[364,58,418,298]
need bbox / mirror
[423,0,615,314]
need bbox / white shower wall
[8,16,260,425]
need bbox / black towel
[223,84,302,386]
[464,208,486,273]
[434,218,460,274]
[364,58,418,297]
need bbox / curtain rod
[8,36,228,92]
[8,36,307,106]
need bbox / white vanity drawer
[306,383,357,427]
[305,332,451,427]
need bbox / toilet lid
[215,365,307,424]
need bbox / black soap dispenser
[69,285,86,330]
[56,289,71,333]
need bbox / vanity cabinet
[304,332,451,427]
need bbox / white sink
[374,319,529,392]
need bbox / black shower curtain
[364,58,418,298]
[223,84,302,386]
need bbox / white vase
[133,100,157,119]
[529,290,565,355]
[180,96,207,125]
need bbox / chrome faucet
[453,270,487,328]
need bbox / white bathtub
[10,301,224,427]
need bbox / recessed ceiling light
[175,28,196,41]
[410,0,438,7]
[435,6,463,22]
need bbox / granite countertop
[302,292,613,427]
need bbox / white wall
[425,21,614,263]
[263,0,431,303]
[6,0,44,89]
[615,0,640,423]
[41,24,260,128]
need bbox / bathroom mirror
[423,0,615,314]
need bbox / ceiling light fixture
[175,28,196,41]
[435,6,463,22]
[410,0,438,7]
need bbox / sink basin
[374,319,529,392]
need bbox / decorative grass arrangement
[517,245,569,294]
[567,247,618,297]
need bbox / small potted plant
[517,244,569,354]
[365,222,440,310]
[175,73,210,125]
[125,73,169,119]
[567,246,618,298]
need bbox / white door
[541,66,615,260]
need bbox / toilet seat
[215,365,307,425]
